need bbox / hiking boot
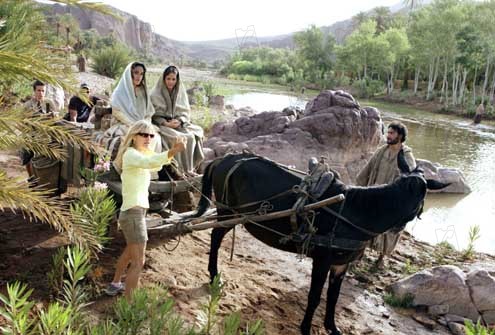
[104,282,125,296]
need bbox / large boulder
[466,269,495,324]
[204,90,383,182]
[389,265,495,325]
[416,159,471,194]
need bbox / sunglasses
[137,132,155,139]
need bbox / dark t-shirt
[64,96,99,122]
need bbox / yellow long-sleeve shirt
[120,147,171,211]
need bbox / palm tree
[403,0,423,11]
[59,13,78,45]
[0,0,114,249]
[372,6,392,33]
[352,12,369,29]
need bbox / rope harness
[160,152,377,256]
[194,154,376,256]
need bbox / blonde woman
[104,120,185,299]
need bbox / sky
[98,0,402,41]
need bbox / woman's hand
[162,119,181,129]
[167,137,186,158]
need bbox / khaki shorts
[118,207,148,244]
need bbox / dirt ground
[1,149,494,335]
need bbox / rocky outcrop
[48,4,187,61]
[204,90,383,182]
[416,159,471,194]
[389,265,495,325]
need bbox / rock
[187,86,205,106]
[437,317,448,326]
[412,314,436,330]
[205,91,382,183]
[208,95,224,110]
[448,322,466,335]
[428,304,450,316]
[445,314,470,324]
[466,269,495,324]
[416,159,471,194]
[388,265,480,321]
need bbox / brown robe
[356,144,416,256]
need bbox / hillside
[45,1,413,64]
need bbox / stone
[466,269,495,324]
[416,159,471,194]
[445,314,470,324]
[428,304,450,316]
[208,95,224,110]
[412,314,436,330]
[204,90,383,183]
[448,322,466,335]
[388,265,480,321]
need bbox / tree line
[222,0,495,114]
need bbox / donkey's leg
[323,264,349,335]
[208,226,232,282]
[300,256,331,335]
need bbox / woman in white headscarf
[96,62,157,158]
[150,65,204,176]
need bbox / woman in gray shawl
[150,66,204,175]
[96,62,157,158]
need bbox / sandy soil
[2,147,494,335]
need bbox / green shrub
[352,79,385,98]
[383,292,414,308]
[91,44,132,79]
[70,186,116,257]
[462,225,481,260]
[465,319,495,335]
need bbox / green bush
[465,319,495,335]
[91,44,132,79]
[383,292,414,308]
[352,79,385,98]
[70,186,117,257]
[0,273,265,335]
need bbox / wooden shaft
[187,193,345,231]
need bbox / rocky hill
[45,1,417,64]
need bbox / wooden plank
[148,208,217,230]
[148,176,202,193]
[101,176,202,196]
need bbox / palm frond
[0,108,103,159]
[0,171,72,233]
[0,171,103,249]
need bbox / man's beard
[387,137,400,145]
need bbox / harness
[218,153,377,255]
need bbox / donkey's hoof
[325,327,342,335]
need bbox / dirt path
[3,187,493,335]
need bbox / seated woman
[96,62,156,158]
[150,65,204,176]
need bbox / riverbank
[371,93,495,122]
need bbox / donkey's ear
[426,179,450,190]
[397,149,411,174]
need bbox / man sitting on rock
[356,121,416,268]
[64,83,100,123]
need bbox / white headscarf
[111,62,154,123]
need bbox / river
[225,93,495,254]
